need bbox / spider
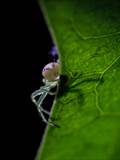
[31,61,60,126]
[31,60,102,127]
[31,46,103,127]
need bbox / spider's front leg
[31,86,51,121]
[31,86,58,126]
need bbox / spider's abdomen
[42,62,60,81]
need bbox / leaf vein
[94,55,120,116]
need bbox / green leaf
[36,0,120,159]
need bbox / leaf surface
[37,0,120,159]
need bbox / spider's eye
[42,62,60,81]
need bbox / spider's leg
[37,94,59,126]
[38,106,57,126]
[41,108,50,115]
[31,85,50,106]
[37,91,48,107]
[31,96,50,123]
[48,92,56,95]
[37,91,55,116]
[35,90,51,116]
[37,107,48,123]
[31,95,48,122]
[31,87,50,114]
[31,86,59,127]
[31,87,44,103]
[36,86,56,113]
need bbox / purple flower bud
[49,45,58,57]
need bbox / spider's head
[42,62,60,83]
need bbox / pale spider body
[31,62,60,126]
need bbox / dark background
[5,0,55,159]
[23,0,54,159]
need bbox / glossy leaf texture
[36,0,120,159]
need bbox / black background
[4,0,54,159]
[23,1,54,159]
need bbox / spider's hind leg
[38,104,60,127]
[37,107,48,123]
[31,88,50,122]
[41,108,50,115]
